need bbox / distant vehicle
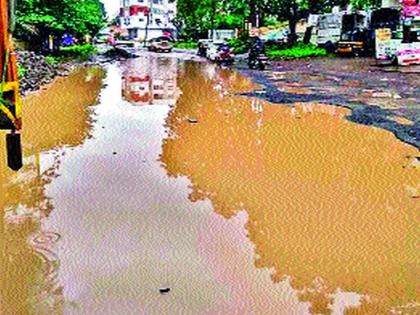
[198,30,236,57]
[313,12,344,51]
[148,37,173,53]
[248,38,268,70]
[206,42,224,60]
[214,44,235,65]
[248,52,268,70]
[337,12,369,56]
[371,7,420,65]
[114,40,138,48]
[197,39,211,57]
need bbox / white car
[206,43,224,61]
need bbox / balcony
[129,5,150,16]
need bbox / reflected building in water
[122,57,179,106]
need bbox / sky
[102,0,119,18]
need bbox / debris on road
[159,288,171,294]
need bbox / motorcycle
[248,39,269,70]
[215,44,234,65]
[248,53,269,70]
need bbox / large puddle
[1,55,419,314]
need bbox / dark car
[147,37,173,53]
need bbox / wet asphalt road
[236,57,420,149]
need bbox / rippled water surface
[1,55,419,314]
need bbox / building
[119,0,177,41]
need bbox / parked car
[148,37,173,53]
[206,42,224,60]
[208,43,234,65]
[114,40,139,48]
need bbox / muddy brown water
[0,55,419,315]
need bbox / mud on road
[0,53,419,315]
[237,57,420,149]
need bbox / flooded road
[243,57,420,149]
[1,54,419,314]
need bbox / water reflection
[0,67,104,314]
[122,57,179,106]
[161,62,420,314]
[1,56,418,314]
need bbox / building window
[129,29,138,38]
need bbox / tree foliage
[176,0,383,41]
[15,0,105,48]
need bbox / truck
[308,6,345,52]
[311,12,344,52]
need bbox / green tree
[15,0,105,51]
[176,0,380,42]
[350,0,381,9]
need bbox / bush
[59,44,98,59]
[17,63,27,80]
[228,38,248,54]
[44,56,62,67]
[228,33,250,54]
[266,43,327,59]
[174,41,198,49]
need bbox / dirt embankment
[17,51,64,95]
[16,47,136,95]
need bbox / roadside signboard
[375,28,392,60]
[397,42,420,65]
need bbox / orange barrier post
[1,0,23,170]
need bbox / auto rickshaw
[337,12,369,56]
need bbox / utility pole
[144,0,153,45]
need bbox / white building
[119,0,177,41]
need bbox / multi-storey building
[119,0,177,41]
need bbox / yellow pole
[0,0,22,131]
